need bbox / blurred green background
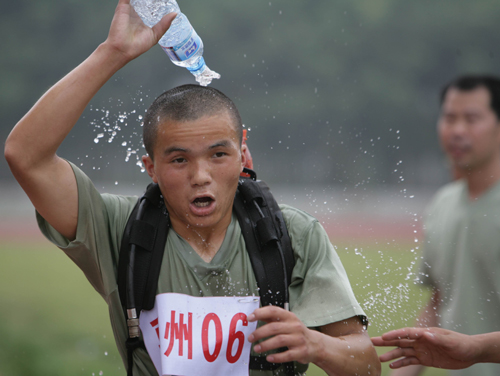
[1,238,444,376]
[1,0,500,187]
[2,0,500,374]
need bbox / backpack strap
[233,173,295,308]
[118,183,170,376]
[118,183,170,315]
[118,173,295,375]
[233,170,295,374]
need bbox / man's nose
[449,120,468,137]
[190,160,212,186]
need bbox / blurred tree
[2,0,500,188]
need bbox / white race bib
[140,293,260,376]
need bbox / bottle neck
[187,57,207,75]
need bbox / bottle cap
[187,57,220,86]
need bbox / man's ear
[142,155,158,183]
[240,144,248,173]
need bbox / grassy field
[0,237,447,376]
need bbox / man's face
[142,112,245,234]
[438,87,500,172]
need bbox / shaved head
[143,85,243,159]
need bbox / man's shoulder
[427,179,465,210]
[434,179,464,198]
[69,160,140,224]
[278,204,318,226]
[278,204,320,242]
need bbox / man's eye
[172,157,186,163]
[214,152,227,158]
[443,115,456,123]
[466,115,480,124]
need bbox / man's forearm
[4,42,130,240]
[5,42,128,171]
[249,308,380,376]
[314,332,381,376]
[5,0,176,172]
[474,332,500,364]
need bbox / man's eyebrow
[163,141,231,155]
[164,146,189,155]
[209,140,230,149]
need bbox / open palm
[372,327,476,370]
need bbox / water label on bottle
[162,28,201,62]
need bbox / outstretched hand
[105,0,176,62]
[248,306,322,365]
[371,327,477,370]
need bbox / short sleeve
[36,161,138,299]
[280,205,366,327]
[415,184,455,290]
[417,236,436,288]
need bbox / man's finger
[371,336,390,346]
[389,356,421,369]
[265,347,306,364]
[372,336,416,348]
[379,347,417,362]
[381,327,431,341]
[249,305,291,323]
[253,333,300,354]
[152,12,177,41]
[249,321,293,343]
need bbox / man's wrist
[474,332,500,364]
[94,41,131,74]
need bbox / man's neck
[464,158,500,200]
[171,218,231,263]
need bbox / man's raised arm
[4,0,175,240]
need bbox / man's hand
[371,327,478,370]
[105,0,176,62]
[248,306,381,376]
[248,306,322,364]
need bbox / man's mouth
[447,144,470,157]
[192,197,214,208]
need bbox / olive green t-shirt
[37,162,365,376]
[419,179,500,376]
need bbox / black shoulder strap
[233,173,295,308]
[233,170,295,374]
[118,183,170,315]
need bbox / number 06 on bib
[140,293,260,376]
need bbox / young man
[375,75,500,376]
[4,1,380,375]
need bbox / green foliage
[0,241,122,376]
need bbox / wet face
[438,87,500,172]
[142,112,245,235]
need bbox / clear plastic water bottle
[131,0,220,86]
